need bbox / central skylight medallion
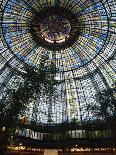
[40,15,71,43]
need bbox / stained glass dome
[0,0,116,126]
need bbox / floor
[6,151,116,155]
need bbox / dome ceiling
[0,0,116,124]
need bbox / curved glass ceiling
[0,0,116,124]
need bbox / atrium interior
[0,0,116,154]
